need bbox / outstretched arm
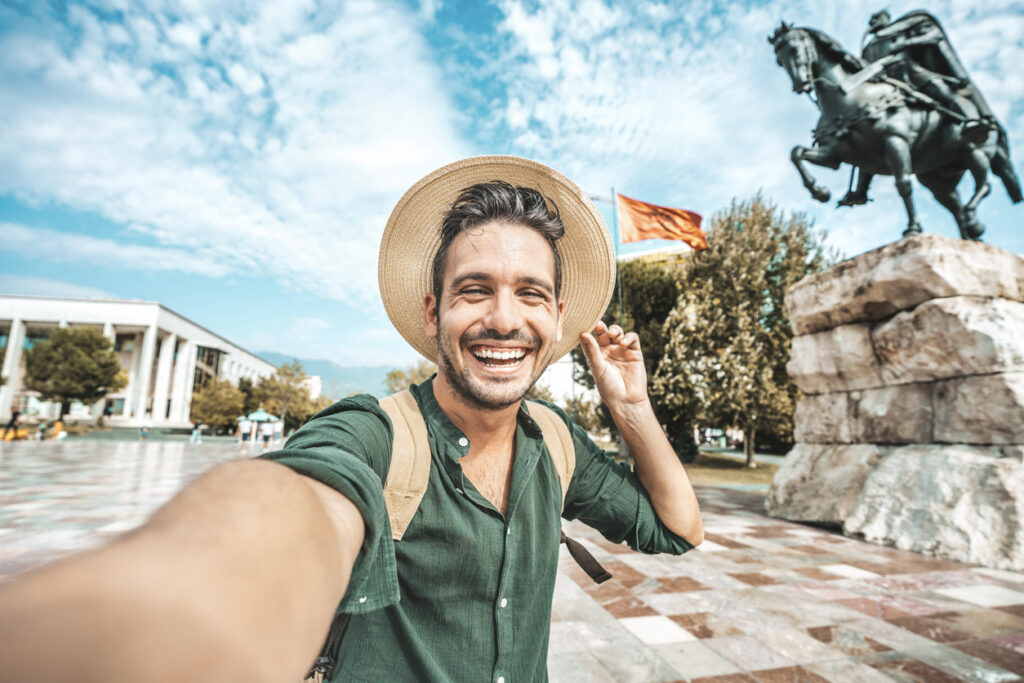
[0,459,365,683]
[579,322,704,545]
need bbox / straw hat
[378,155,616,363]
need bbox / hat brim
[378,155,616,363]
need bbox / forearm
[611,400,704,545]
[0,459,364,683]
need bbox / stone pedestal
[766,234,1024,570]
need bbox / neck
[812,62,849,111]
[431,375,519,451]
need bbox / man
[0,156,702,682]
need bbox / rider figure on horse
[839,10,997,207]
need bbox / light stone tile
[973,568,1024,585]
[844,617,937,650]
[820,563,881,579]
[804,658,895,682]
[753,628,847,664]
[703,634,797,671]
[693,539,730,552]
[618,615,697,645]
[547,650,616,683]
[934,584,1024,607]
[589,644,680,683]
[655,641,742,679]
[905,643,1022,683]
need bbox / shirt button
[458,437,469,447]
[497,677,505,683]
[358,596,367,604]
[500,598,508,608]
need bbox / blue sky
[1,0,1022,368]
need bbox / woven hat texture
[378,155,616,363]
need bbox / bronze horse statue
[770,20,1020,240]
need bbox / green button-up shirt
[264,379,693,682]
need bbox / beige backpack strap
[378,390,431,540]
[527,401,575,510]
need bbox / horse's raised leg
[791,145,839,203]
[960,147,991,240]
[884,136,921,236]
[918,170,967,236]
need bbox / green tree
[571,258,693,457]
[256,362,316,432]
[238,376,260,415]
[189,377,244,432]
[652,194,832,466]
[23,327,127,418]
[385,359,437,394]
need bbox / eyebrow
[450,272,554,295]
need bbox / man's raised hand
[579,321,649,409]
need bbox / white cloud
[489,0,1024,255]
[0,222,231,276]
[0,275,115,300]
[0,1,470,307]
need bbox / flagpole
[611,186,625,326]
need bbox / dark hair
[431,181,565,303]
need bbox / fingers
[588,322,639,350]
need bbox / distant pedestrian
[238,418,253,451]
[189,421,203,445]
[2,408,20,440]
[273,420,283,444]
[138,425,149,441]
[260,421,274,451]
[37,422,48,441]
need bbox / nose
[483,289,524,335]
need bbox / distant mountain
[258,352,393,398]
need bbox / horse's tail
[993,144,1023,204]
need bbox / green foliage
[23,327,127,416]
[651,194,833,464]
[238,376,260,415]
[190,377,244,431]
[256,361,317,431]
[561,396,606,438]
[385,359,437,394]
[571,258,695,458]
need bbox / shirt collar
[408,376,544,449]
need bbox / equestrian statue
[770,10,1020,241]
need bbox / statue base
[767,234,1024,570]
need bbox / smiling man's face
[424,221,564,411]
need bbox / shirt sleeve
[551,404,694,556]
[259,394,399,614]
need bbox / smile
[469,346,529,368]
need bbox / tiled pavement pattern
[3,441,1024,681]
[550,488,1024,682]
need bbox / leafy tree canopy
[385,359,437,394]
[652,194,834,465]
[256,361,317,431]
[23,327,127,416]
[190,377,244,431]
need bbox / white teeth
[473,348,526,361]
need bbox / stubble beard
[436,327,552,412]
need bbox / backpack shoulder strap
[526,400,575,510]
[378,390,431,540]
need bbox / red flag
[617,193,706,250]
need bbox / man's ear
[424,294,438,340]
[555,299,565,343]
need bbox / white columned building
[0,295,276,428]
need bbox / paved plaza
[2,440,1024,682]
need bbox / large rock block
[845,446,1024,570]
[788,324,884,394]
[933,372,1024,444]
[873,297,1024,385]
[794,384,932,444]
[786,234,1024,335]
[765,444,887,524]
